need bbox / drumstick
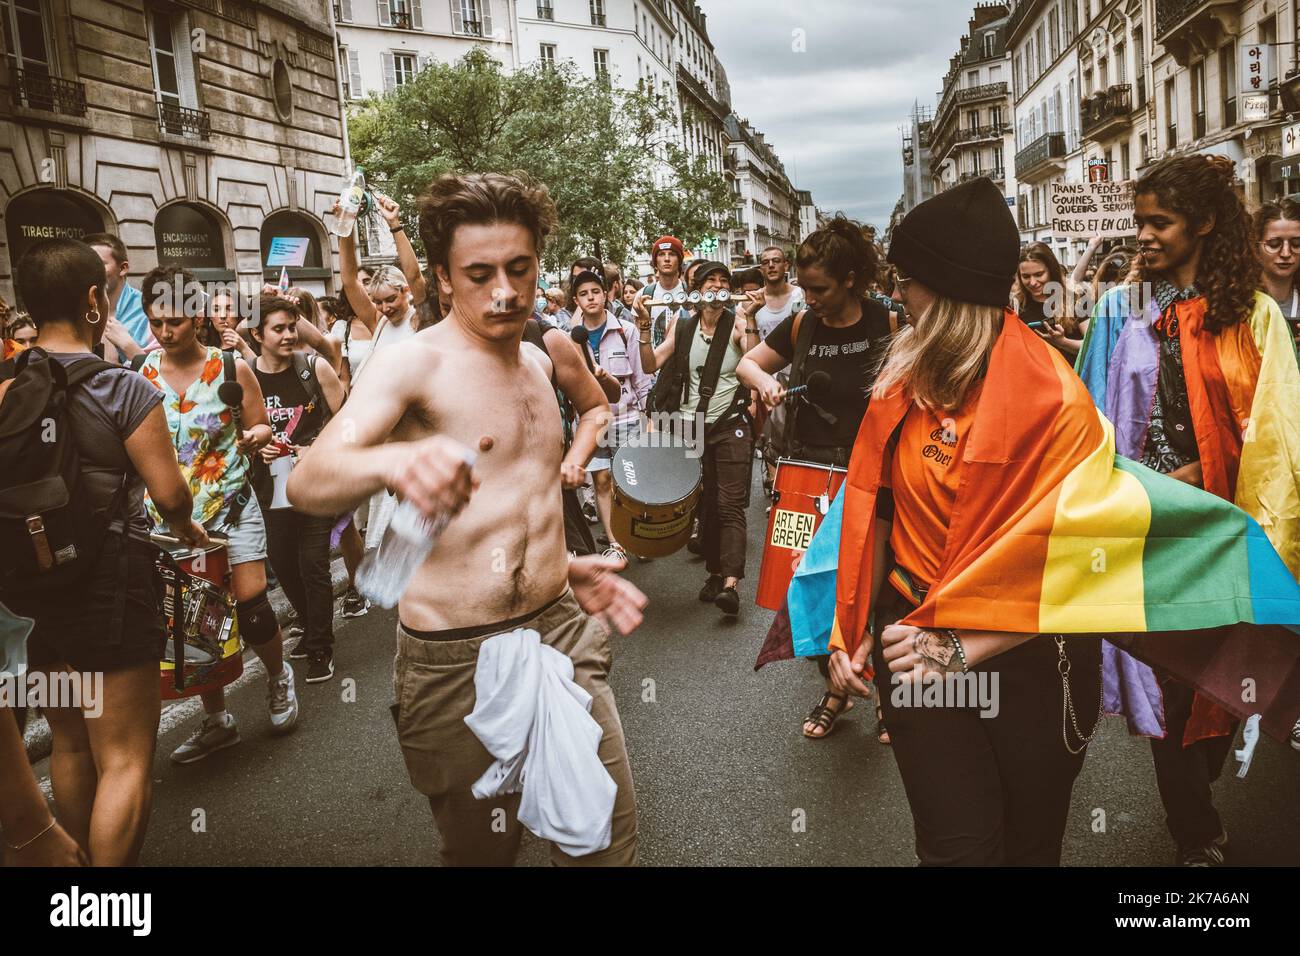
[785,370,831,398]
[641,290,756,307]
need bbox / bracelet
[390,226,404,235]
[6,816,56,852]
[639,337,651,345]
[745,327,758,334]
[940,628,969,672]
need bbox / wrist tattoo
[914,629,962,673]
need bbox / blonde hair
[872,295,1004,412]
[367,265,409,297]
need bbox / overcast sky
[708,0,985,231]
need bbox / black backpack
[0,347,126,596]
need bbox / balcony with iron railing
[391,9,412,28]
[10,68,87,117]
[1155,0,1240,66]
[954,123,1008,145]
[1015,131,1067,180]
[536,2,553,19]
[1080,84,1133,138]
[958,81,1008,104]
[463,17,483,36]
[158,101,212,140]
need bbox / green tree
[348,49,733,272]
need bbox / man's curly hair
[1135,155,1259,332]
[417,171,558,274]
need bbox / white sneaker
[268,663,299,735]
[170,713,241,764]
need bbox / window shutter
[450,0,463,33]
[382,51,395,92]
[411,0,423,29]
[378,0,391,26]
[481,0,493,38]
[174,14,200,109]
[340,0,353,20]
[348,48,362,97]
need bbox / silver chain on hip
[1055,635,1105,755]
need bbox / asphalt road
[34,476,1300,866]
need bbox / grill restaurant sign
[1049,180,1135,240]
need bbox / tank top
[677,315,744,425]
[138,346,249,527]
[331,318,373,382]
[755,284,806,340]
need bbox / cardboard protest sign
[1049,180,1135,239]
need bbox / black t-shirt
[766,298,893,448]
[251,359,329,507]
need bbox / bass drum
[155,538,243,700]
[609,441,702,558]
[755,458,847,610]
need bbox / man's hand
[1167,460,1204,488]
[235,429,267,458]
[827,637,873,697]
[375,192,402,229]
[387,435,478,520]
[738,288,766,317]
[560,461,586,489]
[568,554,648,635]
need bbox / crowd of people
[1,154,1298,869]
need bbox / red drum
[155,538,243,700]
[755,459,847,611]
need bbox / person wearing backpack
[634,261,762,616]
[248,296,346,684]
[134,266,301,763]
[737,218,898,742]
[642,236,691,348]
[0,238,206,864]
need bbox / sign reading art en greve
[1049,180,1135,240]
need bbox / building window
[393,51,417,86]
[967,69,979,87]
[1120,142,1130,180]
[1115,42,1125,84]
[540,43,555,67]
[1192,60,1206,138]
[333,0,352,22]
[589,0,604,26]
[1262,16,1278,89]
[991,105,1003,128]
[1135,28,1146,106]
[1165,78,1177,149]
[148,4,203,135]
[1220,44,1237,127]
[452,0,486,37]
[593,48,609,83]
[536,0,552,20]
[1,0,53,74]
[966,109,980,131]
[387,0,418,29]
[343,47,362,99]
[1048,7,1059,61]
[983,32,995,59]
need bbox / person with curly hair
[1253,197,1300,348]
[1076,154,1300,866]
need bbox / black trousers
[1149,675,1235,848]
[873,589,1101,865]
[562,487,596,556]
[699,423,753,581]
[263,508,335,654]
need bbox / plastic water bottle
[330,167,366,238]
[354,449,477,608]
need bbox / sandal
[875,704,891,746]
[803,691,853,738]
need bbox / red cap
[651,236,685,260]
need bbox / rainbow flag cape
[758,311,1300,743]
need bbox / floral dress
[139,346,249,528]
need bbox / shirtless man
[287,172,645,867]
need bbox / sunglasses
[893,272,913,294]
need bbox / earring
[86,308,102,325]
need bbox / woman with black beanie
[825,178,1105,865]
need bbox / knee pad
[236,591,279,647]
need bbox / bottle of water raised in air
[329,167,366,238]
[354,449,477,609]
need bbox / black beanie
[887,177,1019,308]
[571,270,605,293]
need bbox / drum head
[612,443,701,507]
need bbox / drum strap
[691,309,739,444]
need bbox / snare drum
[610,441,702,557]
[155,539,243,700]
[755,458,847,610]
